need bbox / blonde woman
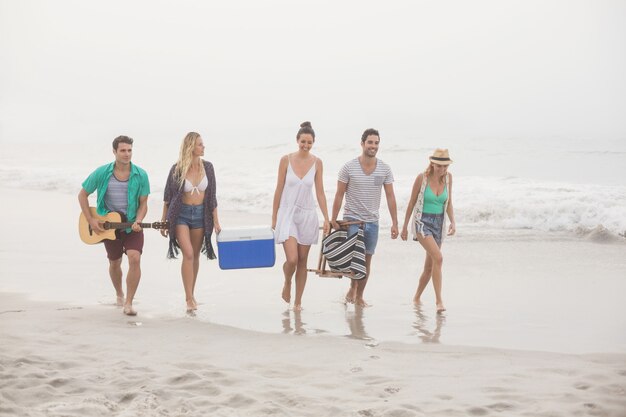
[161,132,221,312]
[272,121,330,311]
[400,149,456,313]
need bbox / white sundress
[274,157,320,245]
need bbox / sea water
[1,136,625,239]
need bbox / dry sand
[2,293,625,417]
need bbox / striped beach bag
[321,228,367,279]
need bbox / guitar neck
[106,222,157,230]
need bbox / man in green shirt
[78,136,150,316]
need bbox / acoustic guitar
[79,207,169,244]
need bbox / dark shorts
[418,213,444,247]
[176,203,204,229]
[345,218,379,255]
[104,230,144,260]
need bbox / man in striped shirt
[331,128,399,307]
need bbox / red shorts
[104,230,144,260]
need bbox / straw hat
[429,148,453,165]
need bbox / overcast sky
[1,0,625,144]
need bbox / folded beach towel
[321,228,366,279]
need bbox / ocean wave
[451,177,626,239]
[577,225,624,244]
[2,166,625,241]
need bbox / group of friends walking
[78,123,455,316]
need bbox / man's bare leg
[123,250,141,316]
[354,254,373,307]
[109,258,124,306]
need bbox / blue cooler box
[216,226,276,270]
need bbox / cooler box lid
[217,226,274,243]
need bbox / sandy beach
[3,0,626,414]
[1,187,625,416]
[1,292,624,417]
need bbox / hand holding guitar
[131,221,142,233]
[88,217,105,235]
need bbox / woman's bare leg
[176,225,196,312]
[189,227,205,309]
[293,243,311,310]
[416,235,445,312]
[414,255,433,304]
[281,238,298,303]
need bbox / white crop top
[183,175,208,195]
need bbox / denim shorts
[419,213,444,247]
[346,218,379,255]
[176,203,204,229]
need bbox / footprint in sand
[574,382,591,390]
[584,403,601,411]
[467,407,489,416]
[486,402,515,412]
[0,310,26,314]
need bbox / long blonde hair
[175,132,202,188]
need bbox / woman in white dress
[272,121,330,311]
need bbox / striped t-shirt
[104,175,129,215]
[338,157,394,222]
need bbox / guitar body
[79,207,169,245]
[79,208,122,244]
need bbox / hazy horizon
[1,0,625,145]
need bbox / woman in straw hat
[400,149,456,313]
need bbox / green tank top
[423,183,448,214]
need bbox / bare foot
[116,295,125,307]
[293,304,303,312]
[123,304,137,316]
[186,299,195,313]
[355,298,371,307]
[436,303,446,313]
[281,280,292,303]
[191,297,198,310]
[345,288,356,304]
